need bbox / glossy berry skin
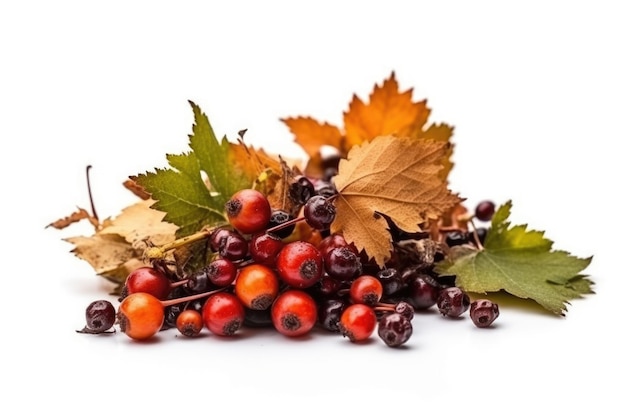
[176,309,204,337]
[406,274,441,310]
[276,241,324,288]
[324,246,362,281]
[84,300,116,332]
[125,266,171,300]
[475,200,496,222]
[204,258,238,287]
[235,264,280,310]
[271,290,318,337]
[218,230,249,262]
[378,312,413,347]
[249,232,284,267]
[303,195,336,230]
[437,287,470,318]
[202,293,245,336]
[470,299,500,328]
[225,189,272,234]
[338,303,377,342]
[349,275,383,306]
[117,292,165,341]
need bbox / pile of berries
[78,177,500,348]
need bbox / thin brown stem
[161,286,227,308]
[85,165,98,221]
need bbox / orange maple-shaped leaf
[281,72,455,182]
[332,135,461,267]
[281,117,343,157]
[343,72,430,148]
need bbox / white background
[1,1,624,415]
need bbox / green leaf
[435,200,593,315]
[132,101,257,237]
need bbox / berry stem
[468,218,485,251]
[160,287,227,308]
[265,216,305,234]
[85,165,99,222]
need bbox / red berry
[271,290,318,337]
[176,309,204,337]
[349,275,383,306]
[202,293,245,336]
[249,232,284,266]
[338,303,377,343]
[225,189,272,234]
[204,258,238,287]
[125,266,171,300]
[276,241,323,288]
[117,292,165,341]
[234,264,280,310]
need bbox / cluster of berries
[78,178,500,347]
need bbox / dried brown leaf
[46,207,99,230]
[332,135,461,267]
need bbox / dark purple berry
[267,210,296,239]
[445,231,469,247]
[377,268,403,295]
[318,298,347,332]
[437,287,470,318]
[470,299,500,328]
[377,312,413,347]
[406,274,441,310]
[81,300,116,333]
[475,200,496,222]
[324,246,362,281]
[304,195,336,230]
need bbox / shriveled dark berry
[83,300,116,333]
[437,287,470,318]
[470,299,500,328]
[394,301,414,321]
[377,312,413,347]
